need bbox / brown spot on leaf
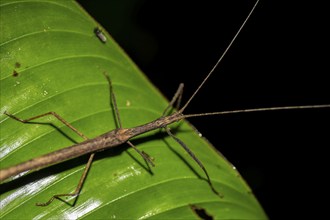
[13,70,19,77]
[15,62,21,68]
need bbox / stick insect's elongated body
[0,112,184,182]
[1,0,329,207]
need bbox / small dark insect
[12,70,19,77]
[94,27,107,43]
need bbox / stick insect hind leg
[4,111,95,206]
[4,73,158,206]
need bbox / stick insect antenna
[163,0,261,198]
[179,0,260,114]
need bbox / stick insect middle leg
[103,73,155,166]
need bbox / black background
[77,1,329,219]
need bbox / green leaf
[0,0,267,219]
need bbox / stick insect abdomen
[0,129,124,182]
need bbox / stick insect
[1,0,329,208]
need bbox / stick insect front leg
[162,83,184,116]
[4,111,94,206]
[160,83,222,197]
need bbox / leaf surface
[0,0,267,219]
